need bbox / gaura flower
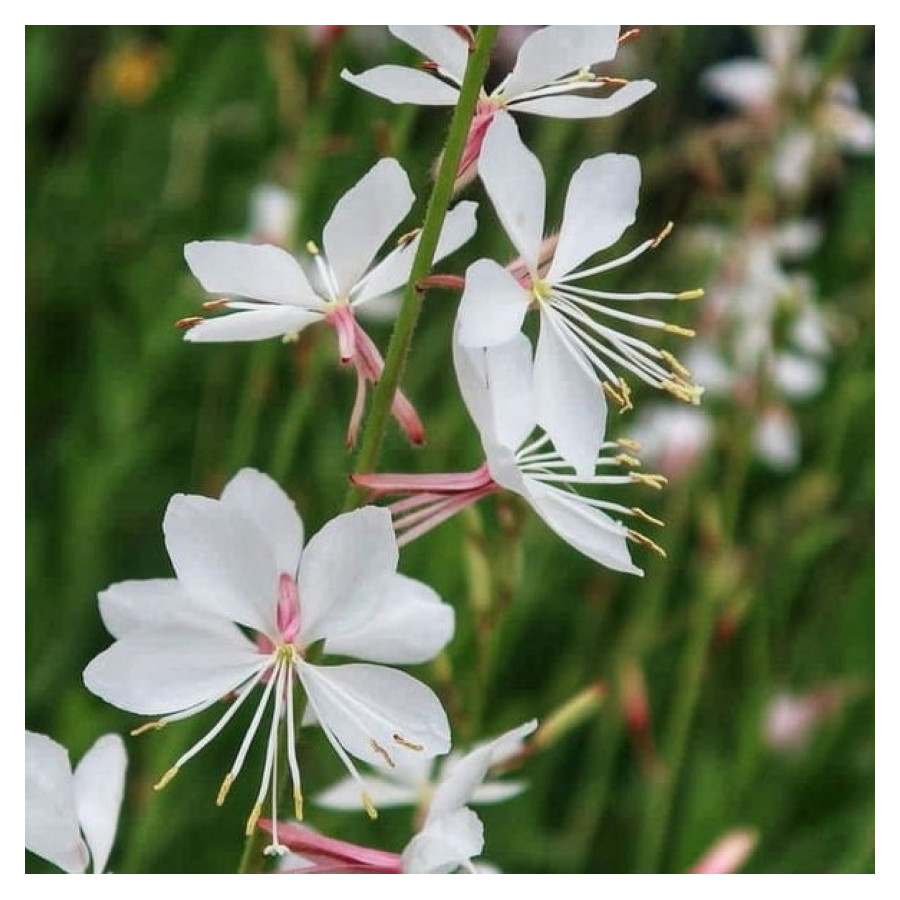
[341,26,656,183]
[179,158,477,446]
[353,332,666,576]
[262,720,537,874]
[82,468,454,855]
[455,113,702,478]
[25,731,127,873]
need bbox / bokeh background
[25,25,874,874]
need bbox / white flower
[82,468,454,855]
[180,159,477,444]
[456,112,701,478]
[25,731,127,873]
[400,720,537,874]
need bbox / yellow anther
[280,331,301,345]
[294,787,304,821]
[370,739,396,768]
[676,288,705,301]
[603,381,625,408]
[631,472,668,490]
[593,75,629,86]
[174,316,203,330]
[631,507,665,527]
[628,529,668,558]
[396,227,421,248]
[216,773,235,807]
[393,733,425,752]
[615,453,642,469]
[362,792,379,821]
[664,323,696,338]
[618,27,641,45]
[660,350,692,380]
[202,298,229,310]
[131,720,166,736]
[153,766,180,792]
[305,240,320,255]
[618,378,633,413]
[617,437,642,452]
[651,221,675,248]
[245,804,262,837]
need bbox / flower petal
[388,26,469,82]
[184,241,320,307]
[534,312,606,479]
[524,480,642,575]
[297,507,398,647]
[25,731,89,873]
[72,734,127,874]
[322,159,414,297]
[219,468,304,577]
[401,807,484,874]
[353,200,479,306]
[298,662,451,768]
[164,492,279,635]
[701,59,776,109]
[479,113,545,272]
[321,573,454,664]
[184,307,321,343]
[548,154,641,281]
[455,258,529,348]
[502,25,620,99]
[341,65,460,105]
[315,772,423,811]
[82,626,263,716]
[510,79,657,118]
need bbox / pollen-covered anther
[618,27,641,46]
[603,378,634,413]
[362,792,379,821]
[628,529,667,558]
[662,378,704,405]
[216,773,234,807]
[396,227,421,248]
[305,240,320,255]
[630,472,668,490]
[393,733,425,751]
[651,221,675,249]
[174,316,203,330]
[617,437,642,453]
[370,738,396,768]
[131,719,166,736]
[615,453,642,469]
[593,75,630,87]
[664,323,696,338]
[153,765,180,792]
[631,506,665,527]
[676,288,705,302]
[202,298,229,310]
[245,803,262,837]
[294,787,304,821]
[660,350,692,380]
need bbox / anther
[632,507,665,527]
[245,804,262,837]
[131,720,166,736]
[618,27,641,45]
[153,766,180,791]
[216,773,234,806]
[393,733,425,752]
[294,787,304,821]
[396,228,421,248]
[202,298,229,310]
[615,453,642,469]
[617,437,642,452]
[362,792,379,821]
[593,76,629,86]
[651,221,675,248]
[676,288,705,301]
[660,350,692,380]
[370,739,396,768]
[305,240,320,255]
[663,324,696,338]
[174,316,202,330]
[631,472,668,490]
[628,529,668,558]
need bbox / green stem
[342,25,499,511]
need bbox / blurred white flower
[83,468,453,855]
[628,403,714,482]
[25,731,127,873]
[688,827,758,874]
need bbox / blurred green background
[25,25,874,873]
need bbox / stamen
[153,766,180,791]
[617,437,642,452]
[216,773,235,806]
[651,221,675,248]
[628,529,668,558]
[293,786,304,822]
[362,792,379,821]
[174,316,202,330]
[245,803,262,837]
[662,379,704,405]
[393,733,425,752]
[603,378,633,413]
[664,323,696,338]
[618,27,641,45]
[660,350,692,380]
[593,76,629,86]
[396,228,421,248]
[131,720,166,736]
[305,240,320,255]
[631,472,668,490]
[370,739,396,768]
[615,453,642,468]
[202,298,229,310]
[632,507,665,527]
[677,288,705,301]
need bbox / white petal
[401,807,484,874]
[322,159,415,297]
[429,720,537,820]
[184,307,321,343]
[479,113,545,272]
[72,735,127,874]
[98,578,241,639]
[184,241,320,307]
[701,59,776,109]
[456,258,529,348]
[299,662,451,767]
[470,781,527,804]
[163,492,278,635]
[25,731,89,873]
[353,200,478,307]
[548,154,640,281]
[341,65,460,106]
[503,26,620,99]
[511,80,657,119]
[322,573,454,664]
[297,507,398,646]
[83,626,263,715]
[219,468,303,577]
[524,480,641,575]
[315,773,422,811]
[534,312,606,479]
[388,26,469,82]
